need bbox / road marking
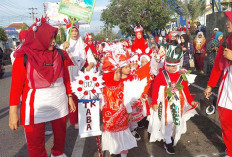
[71,135,86,157]
[191,84,217,97]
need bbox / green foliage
[92,29,120,41]
[166,82,184,99]
[21,25,29,30]
[101,0,173,36]
[56,27,66,45]
[174,0,206,22]
[0,27,7,42]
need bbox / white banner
[44,2,88,26]
[78,99,102,138]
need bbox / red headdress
[64,18,79,33]
[19,30,28,42]
[14,15,67,89]
[85,33,97,55]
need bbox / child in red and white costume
[129,54,139,76]
[148,45,198,155]
[150,45,167,76]
[204,11,232,157]
[131,26,149,56]
[101,54,137,157]
[9,17,76,157]
[119,52,142,141]
[84,33,97,71]
[11,30,28,65]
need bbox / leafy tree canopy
[101,0,173,36]
[0,27,7,42]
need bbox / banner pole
[67,16,80,42]
[96,136,102,157]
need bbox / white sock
[121,153,127,157]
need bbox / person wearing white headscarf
[193,32,206,73]
[61,22,96,129]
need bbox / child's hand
[152,104,158,111]
[191,101,199,108]
[63,41,70,50]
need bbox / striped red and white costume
[9,56,72,157]
[207,24,232,156]
[9,18,73,157]
[10,57,72,125]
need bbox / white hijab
[196,32,205,45]
[60,27,86,81]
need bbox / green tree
[93,29,120,41]
[21,24,29,30]
[101,0,173,36]
[0,27,7,41]
[174,0,206,24]
[56,26,66,45]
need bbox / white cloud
[94,6,106,12]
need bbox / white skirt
[102,128,137,154]
[25,78,68,125]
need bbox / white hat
[213,28,219,31]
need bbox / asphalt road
[0,65,226,157]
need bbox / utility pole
[29,7,38,23]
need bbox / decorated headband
[64,18,79,30]
[32,15,49,32]
[134,26,143,33]
[85,33,93,41]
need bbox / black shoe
[164,143,175,155]
[131,130,141,141]
[138,121,145,129]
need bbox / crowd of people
[8,11,232,157]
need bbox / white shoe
[51,153,67,157]
[45,131,53,136]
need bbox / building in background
[4,22,28,48]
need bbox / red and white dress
[148,70,197,145]
[101,73,137,154]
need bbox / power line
[29,7,38,23]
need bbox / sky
[0,0,114,34]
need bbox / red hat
[19,30,28,42]
[102,56,120,73]
[85,33,93,41]
[225,11,232,23]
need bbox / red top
[9,56,72,106]
[121,74,134,82]
[152,71,193,105]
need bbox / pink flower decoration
[179,69,188,73]
[171,88,178,93]
[171,83,176,88]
